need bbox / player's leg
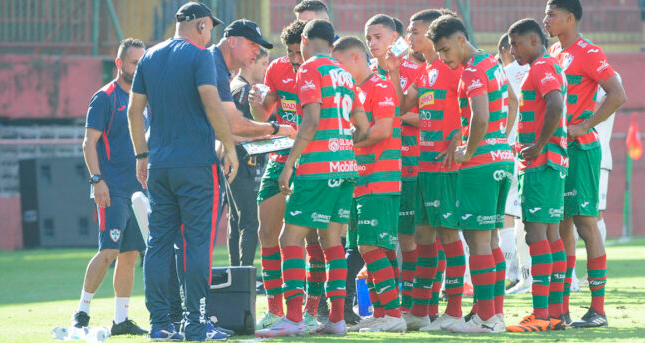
[304,230,325,327]
[398,180,418,308]
[492,172,512,323]
[547,223,567,330]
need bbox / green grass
[1,239,645,342]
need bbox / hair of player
[508,18,549,48]
[392,17,404,37]
[365,14,396,32]
[332,36,367,54]
[257,46,269,60]
[547,0,583,21]
[427,15,469,43]
[117,37,145,60]
[293,0,329,15]
[281,20,307,46]
[410,8,457,24]
[497,33,510,53]
[303,19,335,47]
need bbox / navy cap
[176,2,224,27]
[223,19,274,49]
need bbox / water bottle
[355,277,373,316]
[68,326,88,340]
[51,327,68,340]
[86,326,110,342]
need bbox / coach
[127,2,237,341]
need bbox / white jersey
[504,61,530,146]
[595,73,621,171]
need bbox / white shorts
[599,169,609,211]
[505,161,522,218]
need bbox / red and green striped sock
[367,272,384,318]
[261,246,284,316]
[492,247,506,315]
[363,248,401,318]
[305,244,325,316]
[400,248,418,312]
[469,254,496,321]
[385,248,400,286]
[444,240,466,317]
[549,239,566,318]
[563,255,576,314]
[281,245,305,322]
[411,243,437,317]
[430,240,446,317]
[324,245,347,323]
[529,240,553,319]
[588,254,607,315]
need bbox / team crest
[427,69,439,86]
[562,54,574,71]
[109,228,121,242]
[400,77,408,89]
[358,91,366,104]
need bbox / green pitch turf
[1,239,644,342]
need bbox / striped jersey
[353,74,402,198]
[294,55,360,180]
[264,56,298,163]
[517,55,568,173]
[416,58,463,173]
[457,52,514,169]
[550,37,616,150]
[373,58,423,180]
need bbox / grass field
[1,239,644,343]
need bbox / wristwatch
[89,174,102,184]
[270,121,280,135]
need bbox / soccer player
[332,36,406,333]
[128,2,238,340]
[249,19,307,330]
[71,38,148,336]
[366,14,423,311]
[294,0,330,22]
[392,9,467,331]
[544,0,626,327]
[255,19,371,338]
[504,18,569,332]
[428,14,517,333]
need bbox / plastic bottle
[51,327,68,340]
[86,326,110,342]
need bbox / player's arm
[249,89,278,122]
[400,111,420,127]
[520,90,564,161]
[224,100,295,139]
[506,85,519,138]
[584,74,627,130]
[350,106,371,145]
[400,83,419,114]
[455,94,489,163]
[82,128,110,208]
[127,91,150,189]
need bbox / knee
[97,249,119,265]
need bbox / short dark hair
[281,20,307,46]
[365,14,396,32]
[293,0,329,15]
[427,15,468,43]
[117,38,145,60]
[303,19,335,46]
[547,0,582,21]
[410,8,456,24]
[332,36,367,54]
[508,18,549,47]
[257,46,269,60]
[497,33,510,53]
[392,17,404,37]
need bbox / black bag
[206,266,256,334]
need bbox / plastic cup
[391,37,409,57]
[255,84,270,102]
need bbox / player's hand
[278,125,297,139]
[248,85,265,104]
[136,157,148,190]
[438,135,460,169]
[567,120,588,139]
[384,49,403,73]
[278,166,293,195]
[454,145,472,164]
[222,145,239,183]
[93,180,111,208]
[520,143,542,161]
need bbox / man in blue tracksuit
[127,2,239,341]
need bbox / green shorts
[284,178,355,229]
[257,160,294,203]
[519,167,566,223]
[398,180,417,235]
[348,195,400,250]
[415,172,459,229]
[456,163,513,230]
[565,145,600,218]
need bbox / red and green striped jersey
[457,52,514,169]
[294,55,360,180]
[415,58,463,173]
[373,58,423,180]
[549,37,616,150]
[264,56,298,163]
[517,55,568,173]
[353,74,402,198]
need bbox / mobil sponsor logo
[329,160,358,173]
[419,91,435,108]
[490,150,514,161]
[328,138,353,152]
[329,68,354,89]
[281,99,297,112]
[357,164,367,172]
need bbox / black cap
[176,2,224,27]
[223,19,274,49]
